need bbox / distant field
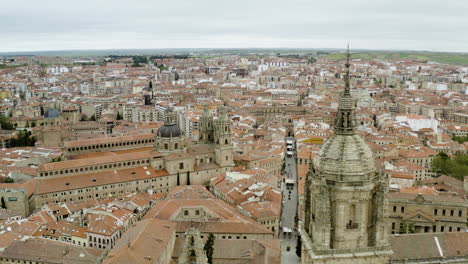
[325,52,468,65]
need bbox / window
[195,210,200,215]
[442,209,446,216]
[175,143,178,149]
[164,143,168,150]
[434,209,438,215]
[450,210,454,216]
[8,197,17,201]
[459,211,462,217]
[179,163,184,169]
[401,207,405,213]
[184,210,188,216]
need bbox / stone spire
[334,44,356,136]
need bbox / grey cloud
[0,0,467,52]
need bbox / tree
[80,115,88,121]
[0,116,14,130]
[204,233,215,264]
[452,135,468,144]
[90,114,96,121]
[9,130,36,148]
[116,112,123,120]
[51,156,63,162]
[432,152,468,181]
[3,177,14,183]
[19,91,26,100]
[431,152,450,176]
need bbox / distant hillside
[325,51,468,65]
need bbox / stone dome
[44,108,60,119]
[315,134,376,180]
[157,124,182,138]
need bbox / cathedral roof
[315,47,376,180]
[316,134,376,178]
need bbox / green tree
[9,130,36,148]
[51,156,63,162]
[116,112,123,120]
[432,153,468,181]
[452,135,468,144]
[90,114,96,121]
[204,233,215,264]
[3,177,14,183]
[0,116,14,130]
[19,91,26,100]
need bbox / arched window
[348,204,357,228]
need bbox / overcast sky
[1,0,467,52]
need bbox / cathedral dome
[315,134,376,179]
[157,124,182,138]
[44,108,60,119]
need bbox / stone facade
[388,192,467,234]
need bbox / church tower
[213,107,234,167]
[199,105,214,144]
[300,46,392,264]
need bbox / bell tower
[300,45,392,264]
[213,107,234,167]
[199,105,214,144]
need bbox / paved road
[280,137,300,264]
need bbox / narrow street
[280,137,300,264]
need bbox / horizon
[2,47,468,56]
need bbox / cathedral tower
[199,105,214,144]
[213,107,234,167]
[300,47,392,264]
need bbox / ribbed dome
[315,134,375,180]
[157,124,182,138]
